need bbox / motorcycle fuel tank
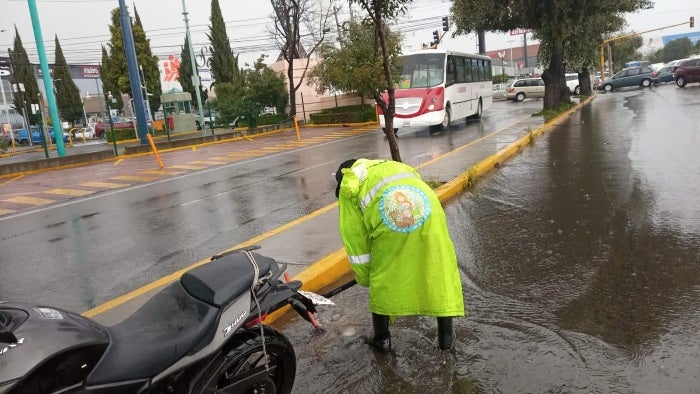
[0,302,110,389]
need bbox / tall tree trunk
[374,4,400,162]
[542,38,568,110]
[579,67,593,96]
[287,62,296,117]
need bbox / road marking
[169,164,206,170]
[4,196,57,206]
[0,175,24,186]
[45,188,93,197]
[209,157,232,162]
[142,169,185,175]
[112,175,157,182]
[81,181,131,189]
[0,208,16,215]
[114,159,124,166]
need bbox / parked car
[654,62,680,83]
[71,126,96,140]
[16,126,43,145]
[673,58,700,87]
[94,117,135,138]
[596,66,658,92]
[492,83,507,100]
[505,78,545,102]
[565,73,582,95]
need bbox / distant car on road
[505,78,545,102]
[492,83,507,100]
[597,66,658,92]
[673,58,700,87]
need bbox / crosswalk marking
[0,208,16,215]
[169,165,206,170]
[142,169,185,175]
[4,196,57,206]
[45,188,93,196]
[81,181,130,189]
[112,175,157,182]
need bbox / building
[485,44,541,78]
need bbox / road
[281,83,700,393]
[0,99,541,313]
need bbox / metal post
[107,93,118,157]
[28,0,65,156]
[181,0,205,135]
[206,99,214,135]
[118,0,149,144]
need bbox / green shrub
[309,104,376,124]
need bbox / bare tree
[271,0,332,117]
[351,0,411,162]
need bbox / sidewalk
[77,97,592,326]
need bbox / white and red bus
[379,49,493,132]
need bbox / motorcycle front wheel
[191,325,297,394]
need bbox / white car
[72,126,96,140]
[565,73,581,95]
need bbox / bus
[379,49,493,133]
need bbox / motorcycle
[0,245,327,393]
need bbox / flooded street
[282,87,700,393]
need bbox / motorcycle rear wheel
[191,325,296,394]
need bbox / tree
[208,0,238,85]
[100,45,123,112]
[662,37,693,63]
[271,0,332,117]
[133,7,162,117]
[213,55,288,128]
[307,20,402,103]
[178,35,196,101]
[609,35,643,73]
[351,0,412,162]
[102,7,160,116]
[451,0,651,110]
[52,35,83,124]
[8,27,41,125]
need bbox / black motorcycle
[0,246,325,393]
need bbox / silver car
[504,78,545,102]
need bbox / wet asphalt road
[281,84,700,393]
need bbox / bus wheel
[439,108,451,131]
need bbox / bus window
[465,58,473,82]
[399,53,445,88]
[455,57,466,83]
[446,56,456,86]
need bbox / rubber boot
[437,317,454,350]
[366,313,391,353]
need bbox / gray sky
[1,0,698,67]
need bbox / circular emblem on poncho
[379,185,430,232]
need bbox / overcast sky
[1,0,698,67]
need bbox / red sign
[81,66,100,78]
[509,28,532,36]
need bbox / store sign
[81,66,100,78]
[509,28,532,36]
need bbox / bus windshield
[399,53,445,89]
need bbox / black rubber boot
[437,317,454,350]
[366,313,391,353]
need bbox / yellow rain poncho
[337,159,464,317]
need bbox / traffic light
[691,16,695,28]
[442,16,449,32]
[432,30,440,45]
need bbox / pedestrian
[334,158,464,352]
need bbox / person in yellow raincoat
[335,158,464,352]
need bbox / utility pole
[28,0,65,156]
[181,0,205,135]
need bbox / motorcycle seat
[87,281,218,385]
[180,251,275,307]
